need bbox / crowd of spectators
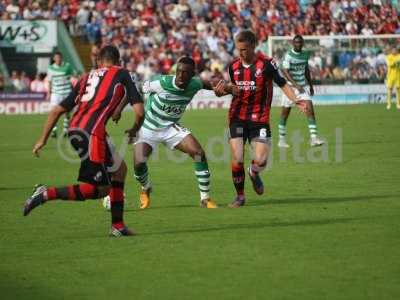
[1,0,399,86]
[9,70,33,92]
[6,69,49,93]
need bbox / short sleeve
[265,59,287,87]
[67,63,74,76]
[306,51,311,65]
[142,80,153,94]
[192,77,203,91]
[282,53,290,69]
[142,76,162,94]
[121,69,143,105]
[47,67,52,81]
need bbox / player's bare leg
[396,87,400,109]
[133,142,153,209]
[23,183,110,216]
[249,140,270,195]
[23,159,133,237]
[175,134,217,208]
[278,107,291,148]
[229,138,246,208]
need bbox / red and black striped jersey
[228,53,286,124]
[60,66,142,138]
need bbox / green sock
[278,117,287,139]
[307,117,318,138]
[63,116,70,132]
[134,163,150,190]
[194,161,210,201]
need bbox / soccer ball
[102,193,126,211]
[102,195,111,210]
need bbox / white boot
[310,136,325,147]
[278,137,290,148]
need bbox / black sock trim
[73,184,84,200]
[111,201,124,223]
[111,181,124,189]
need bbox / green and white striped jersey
[47,62,74,96]
[281,49,310,87]
[142,75,202,130]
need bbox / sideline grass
[0,104,399,299]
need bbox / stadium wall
[0,84,387,115]
[0,20,84,81]
[188,84,387,110]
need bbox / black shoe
[23,184,46,216]
[110,226,135,237]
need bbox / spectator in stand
[30,73,48,93]
[0,74,4,91]
[5,0,19,20]
[20,71,31,92]
[332,66,345,81]
[76,1,90,37]
[10,71,23,92]
[86,16,101,44]
[90,41,102,69]
[2,0,399,84]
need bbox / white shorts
[50,94,66,108]
[281,86,312,108]
[134,124,191,150]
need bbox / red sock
[109,181,125,227]
[45,184,98,201]
[112,221,125,230]
[231,162,245,196]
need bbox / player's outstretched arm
[202,78,231,97]
[33,105,67,157]
[282,68,305,93]
[281,83,308,114]
[112,70,143,123]
[213,81,240,97]
[125,103,145,144]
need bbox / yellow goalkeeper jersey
[386,53,400,78]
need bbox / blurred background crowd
[1,0,399,91]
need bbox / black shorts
[228,120,271,144]
[68,130,115,186]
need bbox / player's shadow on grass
[0,145,58,153]
[246,194,396,206]
[0,186,35,191]
[142,217,357,236]
[124,204,199,211]
[125,194,395,211]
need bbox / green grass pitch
[0,104,399,299]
